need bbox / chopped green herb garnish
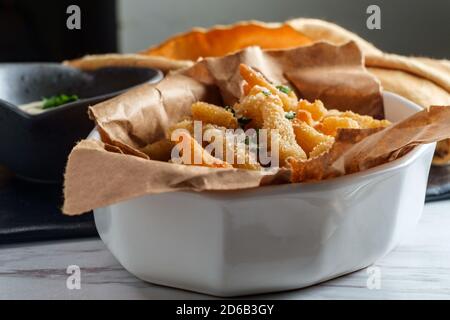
[285,111,296,120]
[261,90,271,96]
[238,116,252,127]
[224,105,235,115]
[42,94,79,110]
[276,85,292,94]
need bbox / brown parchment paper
[289,106,450,182]
[64,41,444,215]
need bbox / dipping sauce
[18,94,79,114]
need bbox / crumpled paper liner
[64,139,285,215]
[289,106,450,182]
[64,53,192,74]
[64,41,386,215]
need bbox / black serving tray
[0,166,97,244]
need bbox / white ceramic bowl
[91,92,435,297]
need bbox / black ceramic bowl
[0,63,163,183]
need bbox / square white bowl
[92,92,435,297]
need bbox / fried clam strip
[258,91,307,165]
[288,128,381,182]
[140,139,174,161]
[315,116,360,137]
[338,111,391,129]
[295,109,315,126]
[191,101,238,129]
[169,120,261,170]
[140,119,194,160]
[236,85,306,165]
[315,110,391,137]
[168,120,227,145]
[172,131,232,168]
[292,119,335,156]
[297,99,328,122]
[204,126,262,171]
[239,64,298,111]
[234,85,269,128]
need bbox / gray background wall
[118,0,449,59]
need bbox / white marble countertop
[1,200,450,300]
